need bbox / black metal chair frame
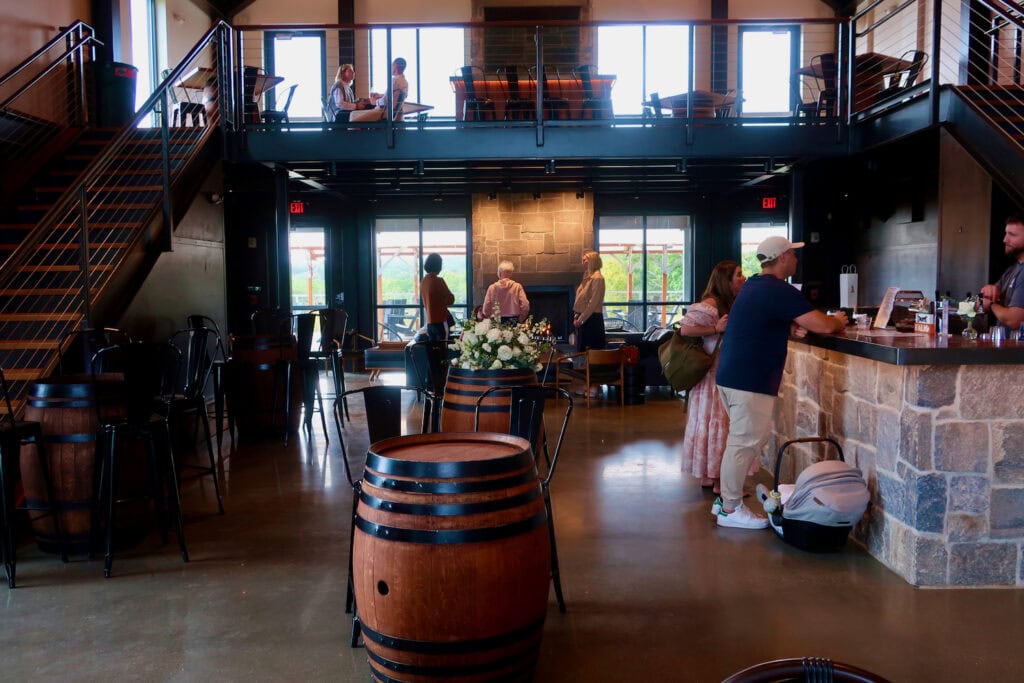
[261,83,298,124]
[460,65,496,122]
[313,308,349,423]
[879,49,929,100]
[405,340,449,433]
[90,343,189,578]
[335,384,427,647]
[574,64,612,119]
[721,656,892,683]
[271,312,328,446]
[57,327,132,376]
[1,367,67,588]
[185,315,232,456]
[528,64,571,120]
[472,383,573,612]
[166,328,225,514]
[497,65,535,121]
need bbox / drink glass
[992,326,1006,344]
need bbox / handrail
[0,20,232,295]
[0,34,103,111]
[0,20,100,90]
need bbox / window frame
[596,213,694,332]
[737,24,802,115]
[263,29,327,115]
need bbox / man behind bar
[981,214,1024,330]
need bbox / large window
[129,0,158,113]
[289,228,327,312]
[597,215,693,332]
[374,217,468,341]
[265,31,326,120]
[739,27,799,115]
[370,28,465,118]
[598,24,691,117]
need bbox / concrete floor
[2,373,1023,681]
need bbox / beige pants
[717,386,777,509]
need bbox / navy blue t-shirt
[715,274,814,396]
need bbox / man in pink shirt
[482,261,530,324]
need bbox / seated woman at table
[327,64,374,123]
[371,57,409,121]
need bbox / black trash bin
[88,61,138,127]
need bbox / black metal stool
[1,368,67,588]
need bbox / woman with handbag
[679,260,757,494]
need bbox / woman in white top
[573,251,606,351]
[678,260,757,493]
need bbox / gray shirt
[997,261,1024,309]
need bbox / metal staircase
[0,21,235,412]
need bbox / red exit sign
[761,196,777,209]
[289,200,305,215]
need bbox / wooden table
[449,73,615,120]
[642,90,736,118]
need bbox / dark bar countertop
[798,328,1024,365]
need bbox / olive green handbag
[657,332,721,392]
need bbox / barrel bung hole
[377,580,389,596]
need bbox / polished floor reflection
[2,374,1022,681]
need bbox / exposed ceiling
[282,156,796,200]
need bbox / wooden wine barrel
[226,334,301,439]
[20,376,125,554]
[353,432,551,683]
[440,366,537,434]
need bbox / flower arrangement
[449,307,551,371]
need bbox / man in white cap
[712,236,848,529]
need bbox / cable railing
[232,17,843,132]
[0,21,234,409]
[938,0,1024,149]
[0,22,101,185]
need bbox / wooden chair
[556,348,625,407]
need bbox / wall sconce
[676,159,687,173]
[575,191,585,199]
[764,158,775,173]
[545,159,556,174]
[532,192,541,200]
[414,160,425,176]
[433,192,444,202]
[205,191,224,205]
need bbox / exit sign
[761,196,777,209]
[289,200,305,215]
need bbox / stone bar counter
[775,328,1024,587]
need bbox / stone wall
[471,191,594,303]
[775,342,1024,587]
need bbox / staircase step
[0,339,59,350]
[16,264,114,272]
[0,368,45,381]
[64,152,189,161]
[35,185,164,193]
[0,312,80,322]
[17,203,156,212]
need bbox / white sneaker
[716,502,769,530]
[710,497,722,516]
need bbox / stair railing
[0,21,102,169]
[0,21,234,403]
[937,0,1024,149]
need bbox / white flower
[497,345,513,361]
[489,359,503,370]
[482,343,491,352]
[486,327,502,342]
[462,332,477,346]
[474,320,491,335]
[512,347,522,356]
[518,333,530,346]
